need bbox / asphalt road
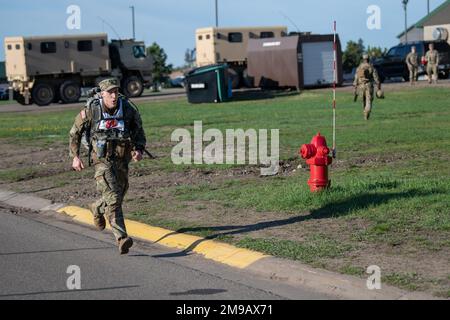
[0,208,329,300]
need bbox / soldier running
[69,78,147,254]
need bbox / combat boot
[118,237,133,254]
[89,203,106,231]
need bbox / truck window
[228,32,243,43]
[7,44,12,50]
[78,40,93,51]
[206,34,211,40]
[198,35,203,41]
[400,45,411,58]
[260,31,274,38]
[387,47,399,57]
[41,42,56,54]
[15,44,20,50]
[133,45,146,58]
[398,46,408,58]
[415,45,424,57]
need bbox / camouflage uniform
[353,58,381,120]
[406,51,419,84]
[425,48,440,84]
[69,79,146,242]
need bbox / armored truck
[4,33,153,106]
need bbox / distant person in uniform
[425,43,440,84]
[406,46,419,85]
[353,53,382,120]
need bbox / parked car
[170,76,185,88]
[372,40,450,82]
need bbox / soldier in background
[69,78,147,254]
[406,46,419,85]
[353,53,382,120]
[425,43,440,84]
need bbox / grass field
[0,86,449,297]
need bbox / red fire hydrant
[299,133,332,192]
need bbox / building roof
[397,0,450,38]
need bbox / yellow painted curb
[57,206,267,269]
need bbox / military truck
[195,26,288,88]
[4,33,153,106]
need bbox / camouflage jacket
[406,52,419,67]
[69,97,146,163]
[353,62,380,87]
[425,49,440,65]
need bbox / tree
[342,39,365,72]
[146,42,173,88]
[367,45,387,59]
[343,39,387,72]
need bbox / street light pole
[427,0,430,14]
[130,5,135,39]
[402,0,409,43]
[215,0,219,27]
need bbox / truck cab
[109,39,153,97]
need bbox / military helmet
[376,89,385,99]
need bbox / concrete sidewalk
[0,188,438,300]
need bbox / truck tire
[438,70,449,79]
[227,69,240,89]
[122,76,144,97]
[59,80,81,104]
[402,72,410,82]
[32,83,54,106]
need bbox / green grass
[0,100,14,106]
[236,235,353,264]
[0,167,39,182]
[339,265,366,276]
[383,272,423,291]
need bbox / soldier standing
[406,46,419,85]
[353,53,381,120]
[69,78,147,254]
[425,43,440,84]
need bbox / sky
[0,0,447,67]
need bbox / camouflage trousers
[408,65,418,83]
[427,64,438,83]
[92,160,129,240]
[357,83,374,119]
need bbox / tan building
[398,0,450,45]
[423,0,450,45]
